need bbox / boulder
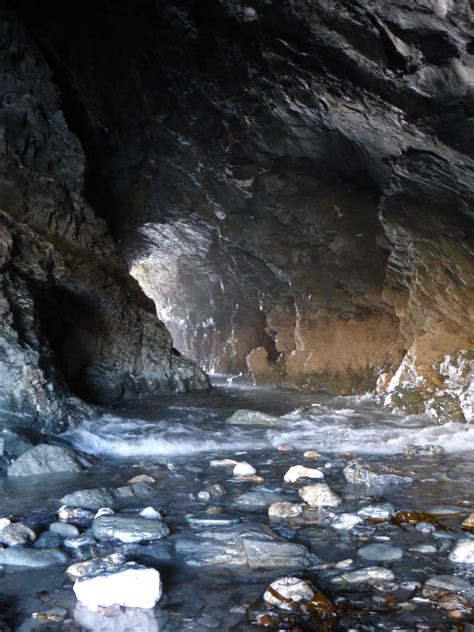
[7,444,83,477]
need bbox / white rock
[0,518,11,530]
[73,563,162,609]
[298,483,341,507]
[233,462,257,476]
[268,502,303,520]
[210,458,238,467]
[449,539,474,564]
[74,602,159,632]
[339,566,395,585]
[95,508,114,518]
[0,522,36,546]
[139,507,163,520]
[263,576,314,610]
[358,503,394,521]
[283,465,324,483]
[331,513,363,530]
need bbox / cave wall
[0,3,208,432]
[5,0,474,422]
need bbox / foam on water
[64,397,474,459]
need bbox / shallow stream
[1,378,474,631]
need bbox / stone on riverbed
[343,461,413,486]
[33,531,61,549]
[358,543,403,562]
[0,522,36,546]
[336,566,395,586]
[66,553,125,581]
[263,577,314,610]
[234,491,287,509]
[403,444,446,456]
[73,562,162,609]
[185,514,240,526]
[59,482,154,511]
[57,506,95,527]
[358,503,395,521]
[331,513,363,530]
[233,461,257,476]
[49,522,80,538]
[283,465,324,483]
[422,575,474,604]
[268,502,303,520]
[298,483,341,507]
[210,458,238,467]
[227,409,285,427]
[7,444,83,477]
[175,522,314,569]
[449,539,474,564]
[0,546,67,567]
[92,514,169,543]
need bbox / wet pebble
[49,521,79,538]
[357,543,403,562]
[298,483,341,507]
[283,465,324,483]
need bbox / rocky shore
[1,405,473,631]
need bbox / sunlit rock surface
[0,0,473,422]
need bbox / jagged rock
[92,514,169,543]
[263,577,314,610]
[175,522,314,569]
[449,540,474,564]
[59,482,154,510]
[73,562,162,609]
[7,445,83,477]
[403,444,446,456]
[298,483,342,507]
[343,461,413,486]
[0,522,36,546]
[268,502,303,520]
[331,513,363,531]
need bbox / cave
[0,0,473,629]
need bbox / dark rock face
[0,4,208,432]
[1,0,473,422]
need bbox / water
[1,378,473,631]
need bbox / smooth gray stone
[92,514,169,543]
[175,522,315,569]
[358,503,395,520]
[422,575,474,604]
[33,531,61,549]
[226,409,286,427]
[185,514,240,526]
[233,491,287,509]
[60,488,115,511]
[49,522,80,538]
[357,543,403,562]
[0,547,67,567]
[8,444,83,478]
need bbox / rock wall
[8,0,474,421]
[0,4,208,432]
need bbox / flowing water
[1,378,474,631]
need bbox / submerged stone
[185,514,240,526]
[358,503,395,521]
[7,444,83,477]
[0,546,67,567]
[263,576,314,610]
[234,491,286,509]
[298,483,341,507]
[92,514,169,543]
[60,488,115,511]
[343,461,413,486]
[268,502,303,520]
[49,521,79,538]
[66,553,125,581]
[337,566,395,585]
[358,543,403,562]
[331,513,363,530]
[73,562,162,609]
[403,444,445,456]
[175,522,314,569]
[449,539,474,564]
